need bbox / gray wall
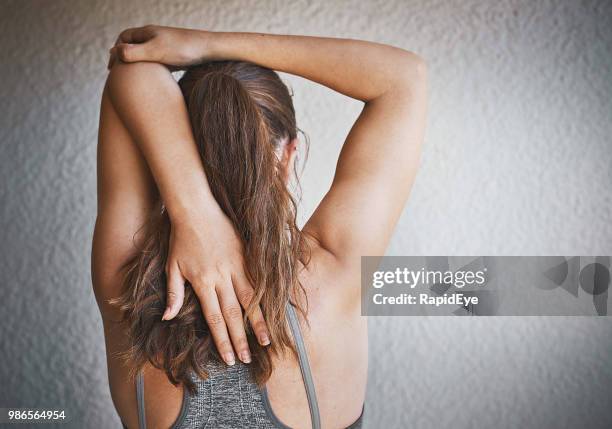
[1,1,611,428]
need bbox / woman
[92,25,427,429]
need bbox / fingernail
[224,353,235,366]
[240,351,251,364]
[259,335,270,346]
[161,307,170,321]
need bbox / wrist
[198,30,225,61]
[204,31,223,61]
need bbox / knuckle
[192,272,206,285]
[166,294,181,308]
[216,339,232,351]
[223,305,243,320]
[252,320,267,333]
[216,262,231,273]
[193,273,214,289]
[144,25,158,37]
[236,339,249,351]
[216,281,233,292]
[206,312,225,327]
[119,46,131,61]
[237,289,255,305]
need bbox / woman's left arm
[99,62,270,366]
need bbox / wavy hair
[112,61,309,393]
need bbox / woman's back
[264,253,367,428]
[94,26,426,429]
[130,252,366,429]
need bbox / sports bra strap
[136,370,146,429]
[285,302,321,429]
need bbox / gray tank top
[128,303,364,429]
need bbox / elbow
[412,55,428,81]
[392,51,427,92]
[105,61,175,106]
[404,53,428,86]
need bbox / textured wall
[1,1,611,428]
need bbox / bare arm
[109,25,427,303]
[205,32,427,266]
[92,87,186,429]
[99,62,271,368]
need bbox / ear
[281,137,299,181]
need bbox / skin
[92,26,427,429]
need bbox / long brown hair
[112,61,309,392]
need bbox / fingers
[233,271,270,346]
[118,25,156,44]
[248,305,270,346]
[194,279,236,366]
[216,281,252,364]
[107,26,157,68]
[107,36,120,70]
[162,262,185,321]
[109,42,155,64]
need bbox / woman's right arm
[210,32,427,265]
[112,26,428,303]
[213,33,427,295]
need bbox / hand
[164,205,270,366]
[108,25,210,69]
